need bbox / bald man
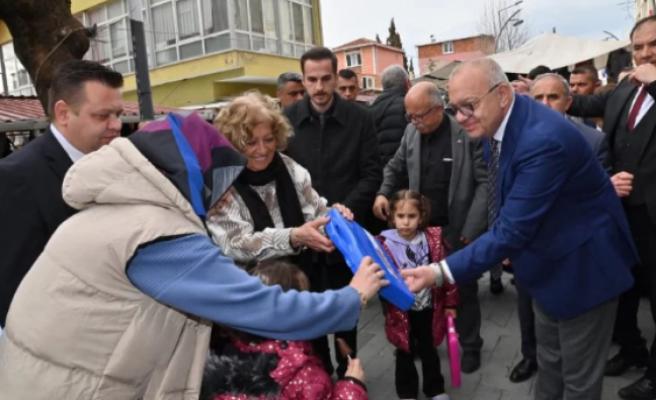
[404,59,638,400]
[374,81,488,374]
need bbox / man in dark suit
[499,72,613,384]
[0,61,124,327]
[566,16,656,400]
[284,47,382,378]
[403,58,638,400]
[373,81,487,373]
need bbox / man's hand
[401,266,437,293]
[332,203,354,221]
[511,76,532,95]
[291,217,335,252]
[445,308,457,318]
[373,195,390,221]
[630,64,656,86]
[502,258,510,266]
[611,172,634,198]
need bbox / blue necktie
[487,138,503,280]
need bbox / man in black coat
[566,17,656,400]
[284,47,382,378]
[371,65,411,167]
[0,61,124,328]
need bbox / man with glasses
[374,81,487,373]
[403,58,638,400]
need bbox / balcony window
[362,76,375,90]
[202,0,229,35]
[442,41,454,54]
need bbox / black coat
[283,95,382,225]
[569,78,656,224]
[0,129,76,326]
[370,88,408,166]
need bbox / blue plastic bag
[325,208,414,311]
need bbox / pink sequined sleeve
[280,363,334,400]
[331,380,368,400]
[444,281,460,308]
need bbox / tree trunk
[0,0,90,114]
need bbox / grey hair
[277,72,302,91]
[425,83,444,106]
[381,65,409,90]
[531,73,571,98]
[450,58,509,88]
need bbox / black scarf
[233,152,305,232]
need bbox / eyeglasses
[447,83,502,119]
[405,104,440,123]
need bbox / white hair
[381,65,409,90]
[450,58,509,88]
[531,73,571,98]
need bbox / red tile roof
[333,38,404,54]
[0,95,180,123]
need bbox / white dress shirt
[50,124,85,163]
[629,86,655,129]
[431,97,515,285]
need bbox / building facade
[636,0,655,21]
[0,0,322,106]
[417,34,494,76]
[333,38,405,91]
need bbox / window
[279,0,314,57]
[362,76,375,90]
[442,41,454,54]
[202,0,229,35]
[346,52,362,67]
[176,0,201,40]
[1,42,36,96]
[84,1,137,71]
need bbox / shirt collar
[50,124,86,163]
[493,95,515,143]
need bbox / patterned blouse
[207,154,329,263]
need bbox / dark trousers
[516,280,537,362]
[455,280,484,352]
[395,308,445,399]
[613,205,656,379]
[311,260,357,378]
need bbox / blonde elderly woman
[208,92,351,285]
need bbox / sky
[320,0,636,68]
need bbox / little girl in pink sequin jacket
[200,260,368,400]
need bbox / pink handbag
[447,313,461,387]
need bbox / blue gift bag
[325,209,414,311]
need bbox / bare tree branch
[478,0,530,53]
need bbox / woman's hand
[332,203,354,221]
[344,358,365,383]
[349,256,389,303]
[290,217,335,253]
[445,308,457,318]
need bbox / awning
[488,33,630,74]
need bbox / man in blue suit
[403,58,639,400]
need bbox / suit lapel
[498,98,521,208]
[42,129,74,182]
[409,127,422,192]
[606,82,637,136]
[626,103,656,172]
[449,122,465,205]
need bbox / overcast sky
[321,0,635,66]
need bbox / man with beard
[284,47,382,378]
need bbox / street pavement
[330,274,653,400]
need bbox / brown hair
[214,91,292,152]
[248,259,310,293]
[48,60,124,119]
[300,46,338,74]
[388,190,431,230]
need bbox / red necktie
[628,86,648,132]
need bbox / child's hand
[345,358,366,383]
[445,308,457,318]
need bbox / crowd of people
[0,13,655,400]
